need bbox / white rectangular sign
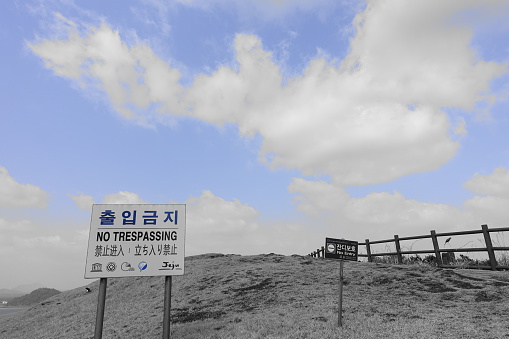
[85,204,186,278]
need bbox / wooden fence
[308,224,509,271]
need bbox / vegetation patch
[451,272,485,282]
[445,278,482,289]
[369,274,394,285]
[416,278,456,293]
[233,278,273,293]
[172,308,226,323]
[475,291,501,302]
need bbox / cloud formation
[289,178,469,241]
[463,167,509,199]
[185,190,260,254]
[69,191,147,209]
[290,167,509,243]
[0,217,88,290]
[102,191,147,204]
[69,193,95,210]
[29,1,507,186]
[463,167,509,225]
[0,166,49,209]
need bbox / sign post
[338,260,344,327]
[324,237,358,327]
[163,276,172,339]
[85,204,186,339]
[94,278,107,339]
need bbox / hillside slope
[7,288,61,307]
[0,253,508,339]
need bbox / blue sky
[1,0,508,290]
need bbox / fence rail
[308,224,509,271]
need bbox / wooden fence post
[394,235,403,264]
[430,230,443,267]
[481,224,497,271]
[317,249,321,258]
[365,239,372,263]
[321,246,325,259]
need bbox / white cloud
[187,190,258,234]
[102,191,147,204]
[289,168,509,246]
[289,178,472,242]
[0,218,32,233]
[182,190,328,256]
[0,217,89,290]
[28,21,185,123]
[185,190,260,254]
[69,193,95,210]
[464,195,509,226]
[463,167,509,199]
[70,191,147,209]
[342,0,507,110]
[288,178,349,217]
[453,117,468,136]
[344,192,468,232]
[463,167,509,225]
[0,166,49,209]
[29,2,507,186]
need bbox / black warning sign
[325,238,358,261]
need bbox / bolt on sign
[85,204,186,278]
[325,238,358,261]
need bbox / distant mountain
[0,289,24,301]
[7,288,61,307]
[0,289,23,296]
[12,283,46,294]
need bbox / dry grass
[1,253,509,339]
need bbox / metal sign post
[163,276,172,339]
[94,278,108,339]
[324,237,358,328]
[338,260,344,327]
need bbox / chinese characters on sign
[324,238,358,261]
[85,204,186,278]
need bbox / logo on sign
[106,262,117,272]
[138,261,148,271]
[121,262,134,271]
[91,263,102,272]
[159,262,180,270]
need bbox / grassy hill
[7,288,61,307]
[0,253,508,339]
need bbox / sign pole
[94,278,108,339]
[338,260,344,327]
[325,237,357,328]
[163,276,172,339]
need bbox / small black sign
[325,238,358,261]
